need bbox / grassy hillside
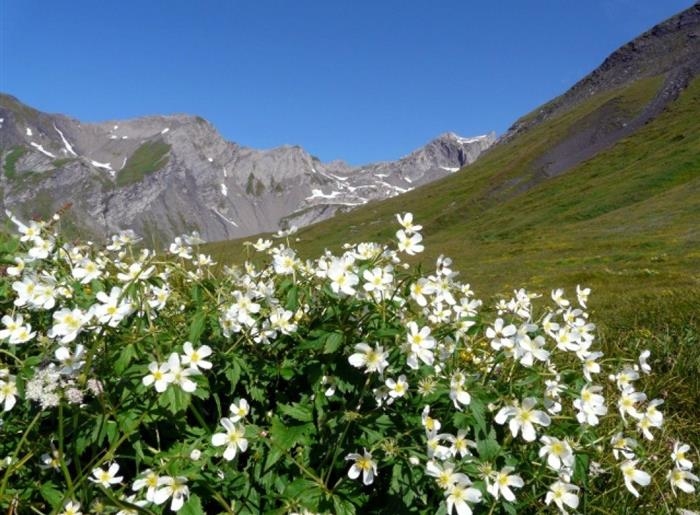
[208,77,700,447]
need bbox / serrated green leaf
[278,402,313,422]
[189,311,206,343]
[178,493,204,515]
[114,343,135,375]
[469,398,488,436]
[476,436,501,461]
[269,416,314,450]
[39,481,63,509]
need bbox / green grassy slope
[208,77,700,445]
[210,76,699,304]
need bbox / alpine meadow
[1,4,699,515]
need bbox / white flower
[396,212,422,233]
[426,460,470,490]
[672,441,693,470]
[0,313,35,344]
[486,318,516,352]
[229,398,250,422]
[93,286,133,327]
[486,466,524,502]
[620,459,651,497]
[47,308,90,344]
[668,467,699,495]
[573,384,607,426]
[348,342,389,374]
[153,475,189,511]
[406,321,435,369]
[59,500,82,515]
[396,229,424,255]
[211,418,248,460]
[617,386,646,421]
[610,432,638,461]
[0,374,18,411]
[445,429,475,459]
[132,469,162,502]
[575,284,590,308]
[90,462,123,488]
[327,258,359,296]
[494,397,551,442]
[72,258,103,283]
[551,288,570,309]
[55,344,86,376]
[539,436,575,471]
[181,341,213,370]
[545,480,579,514]
[345,448,377,485]
[385,375,408,399]
[638,349,651,374]
[445,479,482,515]
[168,353,198,393]
[142,361,174,393]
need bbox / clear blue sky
[0,0,693,164]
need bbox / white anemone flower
[89,462,123,488]
[229,398,250,422]
[494,397,551,442]
[211,418,248,460]
[539,435,575,471]
[396,212,422,234]
[668,467,699,495]
[445,479,482,515]
[345,448,377,485]
[142,361,174,393]
[396,229,424,255]
[59,500,82,515]
[620,459,651,497]
[545,480,579,514]
[406,322,435,369]
[672,441,693,470]
[348,342,389,374]
[153,475,189,511]
[486,466,524,502]
[180,341,213,370]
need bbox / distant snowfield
[30,142,55,158]
[54,124,78,156]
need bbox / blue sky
[0,0,692,164]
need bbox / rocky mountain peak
[0,96,494,243]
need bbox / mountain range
[0,95,494,243]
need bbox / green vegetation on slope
[116,139,170,186]
[3,147,27,180]
[207,77,700,448]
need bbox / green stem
[58,404,75,493]
[0,411,42,497]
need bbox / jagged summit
[0,94,494,243]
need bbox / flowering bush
[0,211,697,514]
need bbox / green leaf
[476,435,501,461]
[114,343,135,375]
[323,332,344,354]
[278,402,313,423]
[224,357,242,391]
[269,416,314,450]
[469,397,488,436]
[39,481,63,509]
[178,493,204,515]
[189,311,206,343]
[286,284,299,311]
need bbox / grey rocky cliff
[0,94,494,243]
